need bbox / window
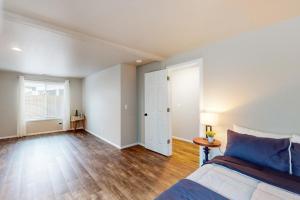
[24,81,64,121]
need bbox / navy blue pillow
[291,143,300,176]
[225,130,290,173]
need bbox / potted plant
[206,131,216,143]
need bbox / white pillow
[292,135,300,143]
[233,124,292,174]
[233,125,292,139]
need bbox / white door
[144,69,172,156]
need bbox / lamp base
[205,125,212,132]
[205,125,212,138]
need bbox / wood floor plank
[0,131,199,200]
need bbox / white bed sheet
[187,164,300,200]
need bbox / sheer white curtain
[17,76,26,137]
[63,80,70,130]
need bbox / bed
[156,126,300,200]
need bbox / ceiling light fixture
[136,59,143,64]
[11,47,23,52]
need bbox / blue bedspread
[155,179,228,200]
[156,156,300,200]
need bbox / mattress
[187,164,300,200]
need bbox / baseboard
[0,130,65,141]
[0,135,18,140]
[172,136,193,143]
[138,143,145,147]
[85,130,140,150]
[27,129,63,136]
[68,127,84,131]
[85,129,121,149]
[121,143,139,149]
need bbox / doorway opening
[144,58,203,164]
[167,59,203,166]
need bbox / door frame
[166,58,204,161]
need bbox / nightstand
[71,115,85,131]
[193,137,221,165]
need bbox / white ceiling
[0,13,160,77]
[1,0,300,77]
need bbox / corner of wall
[120,64,138,147]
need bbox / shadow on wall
[215,80,300,148]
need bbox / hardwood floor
[0,131,199,200]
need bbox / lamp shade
[201,112,218,126]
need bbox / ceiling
[1,0,300,77]
[0,13,159,77]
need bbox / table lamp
[201,112,219,133]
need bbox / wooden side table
[193,137,221,165]
[71,116,85,131]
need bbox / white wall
[170,66,200,141]
[121,64,137,147]
[0,71,19,138]
[137,16,300,147]
[83,64,137,148]
[83,64,122,147]
[0,70,83,138]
